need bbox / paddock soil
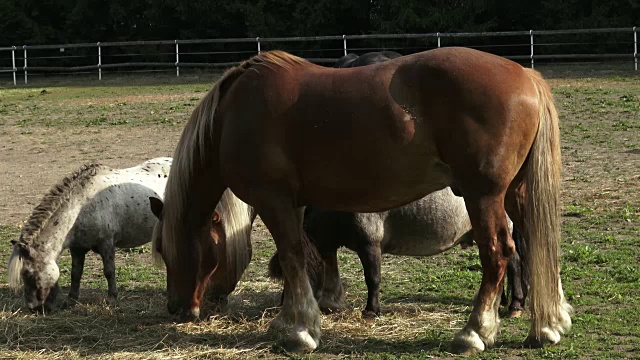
[0,70,638,359]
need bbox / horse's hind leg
[357,243,382,318]
[98,242,117,299]
[256,198,321,353]
[505,227,526,318]
[67,247,89,305]
[452,195,514,354]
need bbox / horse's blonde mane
[162,51,308,267]
[19,163,104,249]
[7,247,24,291]
[216,190,253,285]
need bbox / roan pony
[268,187,529,318]
[156,47,572,354]
[7,158,171,312]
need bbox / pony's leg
[317,249,345,313]
[357,244,382,318]
[98,243,117,299]
[67,247,88,305]
[452,196,514,354]
[258,201,321,353]
[506,246,525,318]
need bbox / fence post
[437,32,441,48]
[11,46,16,86]
[97,42,102,80]
[256,37,261,54]
[23,45,27,84]
[530,30,534,69]
[175,40,180,77]
[634,26,637,71]
[343,35,347,56]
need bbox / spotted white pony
[7,157,172,312]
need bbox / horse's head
[8,240,60,313]
[149,197,224,322]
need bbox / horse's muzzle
[168,302,200,322]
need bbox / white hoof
[452,327,486,354]
[283,328,319,353]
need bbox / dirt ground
[0,126,181,227]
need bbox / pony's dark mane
[19,163,105,248]
[162,51,309,266]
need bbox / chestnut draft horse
[157,47,572,354]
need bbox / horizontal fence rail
[0,27,637,85]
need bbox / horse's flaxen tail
[522,68,570,339]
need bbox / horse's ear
[149,197,164,219]
[211,211,221,224]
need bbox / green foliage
[0,0,638,45]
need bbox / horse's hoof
[281,329,318,353]
[361,309,379,319]
[507,309,523,318]
[61,298,78,309]
[317,298,344,314]
[524,327,560,348]
[451,328,486,354]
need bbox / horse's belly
[377,188,473,256]
[381,232,471,256]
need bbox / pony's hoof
[361,309,379,319]
[281,329,318,353]
[451,328,486,354]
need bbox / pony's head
[149,197,224,322]
[8,240,60,312]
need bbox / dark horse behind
[269,200,529,318]
[334,51,403,68]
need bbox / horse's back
[220,47,539,213]
[69,159,172,249]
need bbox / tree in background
[0,0,638,45]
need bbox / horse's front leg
[257,199,321,353]
[66,247,88,306]
[452,196,514,354]
[357,243,382,318]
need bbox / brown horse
[156,47,572,354]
